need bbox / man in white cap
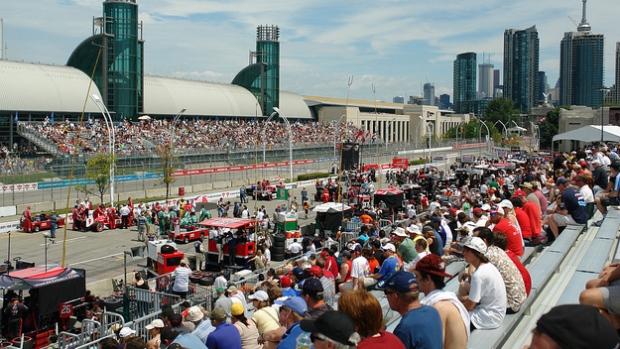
[187,305,214,343]
[393,227,417,264]
[457,237,506,330]
[364,243,399,287]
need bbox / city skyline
[1,0,619,103]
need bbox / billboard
[392,158,409,169]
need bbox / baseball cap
[376,271,418,293]
[275,296,308,316]
[521,182,533,190]
[340,250,351,258]
[481,204,491,211]
[383,243,396,252]
[179,301,191,308]
[159,327,178,341]
[302,278,324,297]
[457,212,468,222]
[227,285,237,293]
[291,267,305,280]
[536,304,620,349]
[280,275,292,287]
[145,319,164,330]
[556,177,568,185]
[320,250,329,258]
[498,199,513,209]
[489,206,504,215]
[208,308,227,322]
[392,227,408,237]
[185,306,204,322]
[461,236,487,254]
[511,189,526,198]
[309,265,322,276]
[592,159,601,165]
[119,327,136,338]
[249,290,269,302]
[416,254,453,278]
[472,207,483,215]
[231,303,244,316]
[431,216,442,223]
[300,311,360,346]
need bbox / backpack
[194,241,202,253]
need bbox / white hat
[248,290,269,302]
[481,204,491,211]
[392,227,408,237]
[119,327,136,338]
[186,306,204,322]
[383,243,396,252]
[406,225,421,234]
[145,319,164,330]
[498,199,513,209]
[462,237,487,254]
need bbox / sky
[1,0,619,103]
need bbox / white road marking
[39,236,88,246]
[69,253,124,266]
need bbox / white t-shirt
[579,185,595,204]
[468,263,506,330]
[288,242,303,254]
[350,256,369,279]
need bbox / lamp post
[599,87,610,143]
[426,121,432,163]
[386,117,396,152]
[333,115,345,158]
[494,120,508,138]
[89,94,116,206]
[272,107,293,184]
[43,233,54,272]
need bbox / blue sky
[2,0,619,103]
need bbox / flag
[354,130,364,142]
[14,111,18,122]
[427,111,435,117]
[361,129,371,143]
[371,133,377,144]
[50,112,55,123]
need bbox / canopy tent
[552,125,620,143]
[508,126,527,132]
[374,187,404,208]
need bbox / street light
[272,107,293,184]
[599,87,610,143]
[42,232,54,272]
[89,94,116,206]
[333,115,345,158]
[494,120,508,138]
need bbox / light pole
[272,107,294,184]
[599,87,610,143]
[425,121,432,163]
[494,120,508,138]
[333,114,345,158]
[90,94,116,206]
[385,117,396,152]
[43,233,54,272]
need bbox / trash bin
[178,187,185,196]
[277,188,288,200]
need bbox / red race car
[21,214,65,233]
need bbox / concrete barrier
[146,188,167,198]
[118,191,145,203]
[192,183,210,192]
[0,206,17,217]
[212,181,231,190]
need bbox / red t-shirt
[325,256,339,279]
[506,250,532,296]
[514,208,532,239]
[522,201,542,238]
[493,218,524,256]
[358,330,406,349]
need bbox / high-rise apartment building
[504,25,540,114]
[439,94,451,110]
[478,63,494,99]
[453,52,477,114]
[423,83,436,106]
[393,96,405,104]
[614,42,620,103]
[559,1,604,108]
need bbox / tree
[484,98,519,124]
[81,153,117,204]
[156,144,177,200]
[538,106,570,149]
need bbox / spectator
[275,297,308,349]
[379,271,443,349]
[457,237,506,330]
[207,308,242,349]
[525,304,619,349]
[302,278,333,319]
[160,327,206,349]
[300,311,361,349]
[338,291,405,349]
[547,177,588,239]
[416,254,470,349]
[188,306,214,343]
[145,319,164,349]
[230,303,260,349]
[365,243,400,286]
[172,260,191,299]
[488,205,524,257]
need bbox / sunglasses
[310,334,325,343]
[489,213,498,217]
[384,290,395,295]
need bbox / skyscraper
[453,52,477,114]
[393,96,405,104]
[423,83,435,106]
[559,1,604,108]
[439,94,451,110]
[538,71,547,103]
[504,25,540,114]
[614,42,620,103]
[478,63,494,99]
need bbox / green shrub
[298,172,331,181]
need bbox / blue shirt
[277,322,304,349]
[173,333,208,349]
[206,323,242,349]
[394,305,443,349]
[378,256,398,282]
[560,187,588,224]
[192,319,215,343]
